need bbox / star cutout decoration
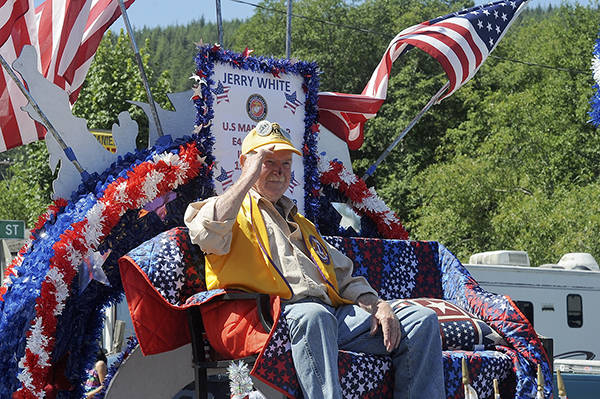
[242,46,254,59]
[190,84,203,101]
[331,202,361,232]
[78,249,112,294]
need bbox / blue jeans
[283,299,445,399]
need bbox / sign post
[0,220,25,240]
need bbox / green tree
[0,29,174,226]
[408,4,600,265]
[72,29,173,148]
[0,142,54,226]
[137,18,244,91]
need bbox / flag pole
[0,53,88,178]
[285,0,292,59]
[215,0,224,45]
[116,0,165,137]
[361,81,450,181]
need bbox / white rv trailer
[465,251,600,360]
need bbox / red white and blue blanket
[119,227,552,399]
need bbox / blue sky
[111,0,582,31]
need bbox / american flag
[0,0,28,45]
[0,0,134,153]
[283,90,302,114]
[318,0,528,150]
[211,80,230,104]
[288,170,299,193]
[215,166,234,190]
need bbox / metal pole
[362,82,450,181]
[0,53,87,177]
[116,0,164,137]
[216,0,223,45]
[286,0,292,59]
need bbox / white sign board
[210,63,307,213]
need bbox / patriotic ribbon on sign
[318,0,529,150]
[0,0,135,153]
[216,166,234,190]
[283,90,302,114]
[212,80,230,104]
[288,170,299,193]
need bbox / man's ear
[239,154,246,167]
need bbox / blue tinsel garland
[589,28,600,126]
[1,47,323,398]
[0,134,214,398]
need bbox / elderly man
[184,120,445,399]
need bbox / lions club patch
[309,235,330,265]
[246,94,268,122]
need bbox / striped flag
[0,0,134,153]
[318,0,529,150]
[0,0,29,46]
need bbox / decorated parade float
[0,0,567,398]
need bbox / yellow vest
[205,194,352,307]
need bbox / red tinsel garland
[15,142,205,398]
[320,160,408,240]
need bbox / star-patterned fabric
[120,231,552,398]
[389,298,506,351]
[443,350,513,399]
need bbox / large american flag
[0,0,134,152]
[0,0,28,45]
[318,0,529,150]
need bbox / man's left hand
[370,300,401,352]
[357,294,401,352]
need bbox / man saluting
[184,120,445,399]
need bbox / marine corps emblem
[246,94,268,122]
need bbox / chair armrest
[189,291,273,335]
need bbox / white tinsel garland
[227,361,266,399]
[592,54,600,86]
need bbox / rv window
[567,294,583,328]
[515,301,534,326]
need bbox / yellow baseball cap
[241,121,302,156]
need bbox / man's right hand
[212,145,275,221]
[238,145,276,187]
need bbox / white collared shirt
[184,189,377,305]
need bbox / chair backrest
[123,227,206,306]
[325,236,444,300]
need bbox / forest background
[0,0,598,267]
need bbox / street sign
[0,220,25,239]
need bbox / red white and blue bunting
[0,46,409,398]
[590,27,600,126]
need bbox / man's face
[253,150,293,202]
